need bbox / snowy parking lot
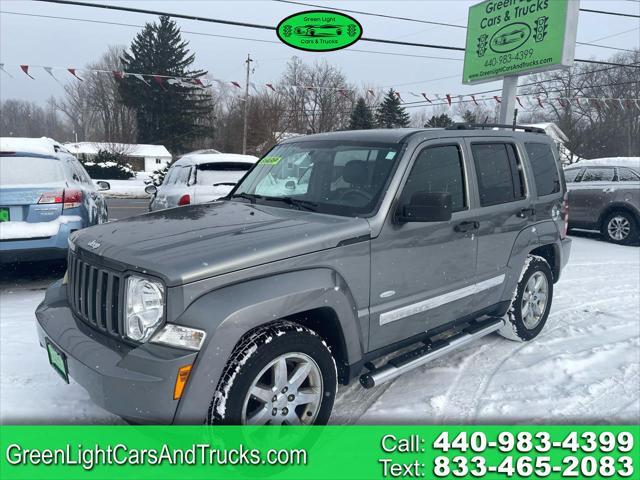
[1,234,638,425]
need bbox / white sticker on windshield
[386,152,396,160]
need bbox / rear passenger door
[465,139,535,312]
[568,167,615,226]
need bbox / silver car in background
[146,152,258,211]
[564,160,640,245]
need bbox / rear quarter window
[563,168,581,183]
[617,168,640,182]
[581,167,615,182]
[525,143,560,196]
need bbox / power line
[26,0,640,69]
[580,8,640,19]
[0,11,464,62]
[277,0,639,53]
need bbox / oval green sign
[276,10,363,52]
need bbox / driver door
[369,140,479,350]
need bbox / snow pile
[94,173,152,199]
[0,137,60,156]
[84,161,135,174]
[0,216,82,241]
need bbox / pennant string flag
[153,75,166,90]
[421,93,432,103]
[0,63,14,78]
[132,73,150,86]
[43,66,61,84]
[446,94,452,106]
[230,81,242,89]
[516,97,524,108]
[493,96,501,104]
[67,68,83,81]
[471,95,478,106]
[266,83,276,92]
[20,65,35,79]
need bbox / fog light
[173,365,192,400]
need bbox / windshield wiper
[228,192,263,204]
[265,196,319,212]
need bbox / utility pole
[498,75,518,125]
[242,53,253,155]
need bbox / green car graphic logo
[277,10,362,51]
[489,22,532,53]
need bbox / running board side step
[359,317,505,389]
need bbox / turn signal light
[173,365,192,400]
[178,194,191,206]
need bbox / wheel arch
[598,203,640,231]
[172,268,363,423]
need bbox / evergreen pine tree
[375,89,410,128]
[425,113,454,128]
[348,97,374,130]
[119,16,211,154]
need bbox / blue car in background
[0,137,110,264]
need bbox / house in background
[64,142,172,172]
[520,123,581,165]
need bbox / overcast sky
[1,0,638,109]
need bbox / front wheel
[602,211,637,245]
[207,321,337,425]
[499,255,553,342]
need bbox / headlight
[151,324,206,351]
[125,276,164,342]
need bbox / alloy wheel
[521,271,549,329]
[607,215,631,241]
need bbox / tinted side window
[617,168,640,181]
[472,143,525,207]
[582,168,614,182]
[525,143,560,196]
[402,145,466,212]
[564,168,581,183]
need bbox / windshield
[196,162,252,186]
[0,155,64,186]
[231,141,402,217]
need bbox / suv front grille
[67,252,124,338]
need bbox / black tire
[602,210,638,245]
[207,321,337,425]
[499,255,554,342]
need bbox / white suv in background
[146,152,258,211]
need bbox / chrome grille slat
[68,252,124,339]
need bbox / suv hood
[72,200,371,286]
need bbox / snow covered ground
[1,235,638,425]
[94,173,152,199]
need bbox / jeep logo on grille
[87,240,101,250]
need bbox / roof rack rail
[445,123,546,134]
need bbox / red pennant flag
[266,83,276,92]
[471,95,478,106]
[112,71,124,80]
[153,75,166,89]
[557,98,566,108]
[191,78,205,87]
[20,65,35,79]
[493,96,501,104]
[394,91,402,102]
[231,81,242,88]
[446,94,452,106]
[536,97,544,108]
[421,93,432,103]
[516,97,524,108]
[67,68,83,81]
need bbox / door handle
[454,221,479,232]
[518,208,536,218]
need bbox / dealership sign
[463,0,580,84]
[277,10,363,52]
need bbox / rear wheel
[499,255,553,342]
[602,210,637,245]
[207,321,337,425]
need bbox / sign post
[463,0,580,124]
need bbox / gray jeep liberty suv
[36,125,572,425]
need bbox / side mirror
[285,180,296,190]
[96,180,110,191]
[144,185,157,195]
[396,192,452,223]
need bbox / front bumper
[0,217,84,263]
[35,280,198,424]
